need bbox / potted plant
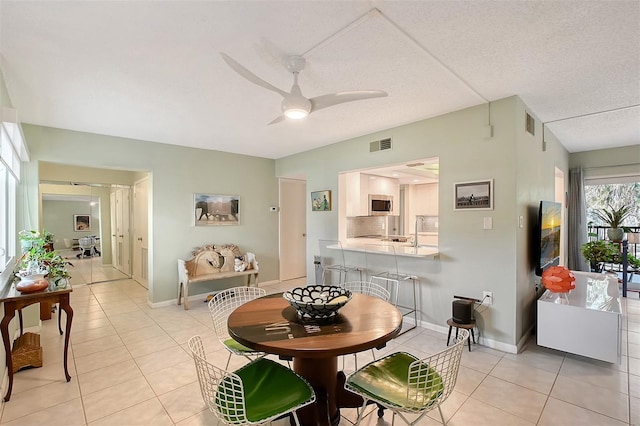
[581,240,618,272]
[42,230,55,252]
[594,204,632,242]
[18,229,43,253]
[17,231,72,288]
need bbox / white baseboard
[418,318,519,354]
[147,280,281,309]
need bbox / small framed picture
[311,190,331,211]
[454,180,493,210]
[73,214,91,231]
[194,193,240,226]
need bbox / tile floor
[0,278,638,426]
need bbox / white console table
[537,271,621,363]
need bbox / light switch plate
[483,217,493,230]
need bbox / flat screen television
[535,200,561,276]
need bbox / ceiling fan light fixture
[284,108,309,119]
[282,95,311,119]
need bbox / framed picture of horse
[194,193,240,226]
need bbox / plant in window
[594,204,632,242]
[580,240,618,272]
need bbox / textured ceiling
[1,1,638,159]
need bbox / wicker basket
[12,332,43,373]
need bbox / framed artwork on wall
[454,180,493,210]
[194,193,240,226]
[311,190,331,211]
[73,214,91,231]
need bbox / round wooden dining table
[227,292,403,426]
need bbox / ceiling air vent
[369,137,392,153]
[525,112,535,136]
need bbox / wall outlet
[483,291,493,305]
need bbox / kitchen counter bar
[338,239,439,258]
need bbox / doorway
[41,181,132,285]
[279,178,306,281]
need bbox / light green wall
[513,98,570,346]
[276,96,569,349]
[42,199,98,249]
[22,125,279,303]
[569,145,640,170]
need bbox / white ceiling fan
[220,53,388,124]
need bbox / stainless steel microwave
[368,194,393,215]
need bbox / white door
[110,192,118,268]
[119,188,131,275]
[133,178,149,288]
[279,178,306,281]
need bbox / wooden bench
[177,244,259,310]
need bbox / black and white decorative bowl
[283,285,352,319]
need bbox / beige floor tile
[490,357,558,394]
[134,345,192,375]
[470,375,547,423]
[447,396,535,426]
[460,348,503,374]
[425,390,468,423]
[125,333,180,358]
[629,342,640,359]
[631,396,639,426]
[453,365,487,396]
[72,334,123,358]
[174,408,217,426]
[538,396,628,425]
[70,325,117,344]
[74,345,132,375]
[158,381,208,424]
[1,379,80,423]
[12,360,76,395]
[631,372,640,398]
[163,324,213,345]
[78,359,143,395]
[88,397,172,426]
[503,342,566,374]
[551,374,629,423]
[560,355,629,394]
[71,317,112,333]
[118,324,168,345]
[82,376,155,423]
[0,397,86,426]
[630,356,640,376]
[145,360,198,395]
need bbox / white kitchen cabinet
[344,172,401,217]
[414,183,438,216]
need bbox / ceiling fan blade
[309,90,388,112]
[220,53,288,97]
[268,115,286,125]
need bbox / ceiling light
[281,93,311,119]
[413,179,421,183]
[284,108,309,119]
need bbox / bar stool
[318,239,363,285]
[365,244,418,335]
[446,318,476,351]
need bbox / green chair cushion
[347,352,443,410]
[224,337,257,353]
[216,358,314,423]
